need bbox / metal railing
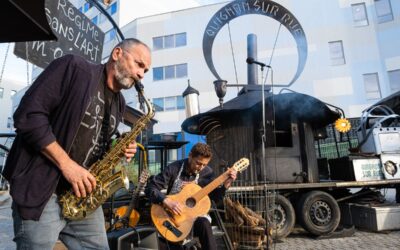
[0,133,15,191]
[0,144,10,190]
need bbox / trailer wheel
[268,194,295,239]
[297,191,340,236]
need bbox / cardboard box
[341,203,400,231]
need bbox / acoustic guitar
[113,169,150,229]
[151,158,249,242]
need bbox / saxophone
[59,82,155,220]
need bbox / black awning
[182,90,340,135]
[123,105,158,127]
[1,0,56,43]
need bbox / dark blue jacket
[3,55,125,220]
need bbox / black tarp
[1,0,56,43]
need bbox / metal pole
[331,124,340,158]
[247,34,258,85]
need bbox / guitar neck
[192,170,229,201]
[124,187,140,217]
[124,170,148,217]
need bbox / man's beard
[114,61,135,89]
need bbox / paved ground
[0,191,13,250]
[1,190,400,250]
[272,227,400,250]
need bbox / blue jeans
[12,194,109,250]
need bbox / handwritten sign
[14,0,104,68]
[353,159,384,181]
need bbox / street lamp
[182,80,200,118]
[213,79,247,107]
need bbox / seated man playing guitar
[145,142,237,250]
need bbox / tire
[268,194,296,239]
[296,191,340,236]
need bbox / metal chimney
[182,80,200,118]
[247,34,258,85]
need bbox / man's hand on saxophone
[124,140,138,162]
[41,141,97,198]
[61,160,96,198]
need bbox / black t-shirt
[57,76,119,193]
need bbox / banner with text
[14,0,104,68]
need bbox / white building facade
[9,0,400,152]
[118,0,400,139]
[0,78,26,148]
[0,79,25,132]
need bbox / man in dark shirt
[3,38,151,250]
[146,142,237,250]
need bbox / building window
[388,69,400,93]
[152,64,188,81]
[7,117,12,128]
[165,97,176,111]
[164,35,174,49]
[152,96,185,112]
[10,90,16,97]
[153,98,164,112]
[152,33,187,50]
[175,33,187,47]
[107,2,118,15]
[363,73,381,99]
[375,0,393,23]
[153,37,163,50]
[329,41,345,66]
[83,2,93,13]
[99,13,107,24]
[91,16,98,25]
[164,65,175,79]
[0,87,3,98]
[153,67,164,81]
[176,96,185,109]
[352,3,369,27]
[105,29,116,42]
[176,64,188,78]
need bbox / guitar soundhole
[186,197,196,208]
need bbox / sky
[0,0,228,84]
[117,0,228,27]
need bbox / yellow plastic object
[335,118,351,133]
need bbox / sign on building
[202,0,307,87]
[14,0,104,68]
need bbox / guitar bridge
[163,220,182,237]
